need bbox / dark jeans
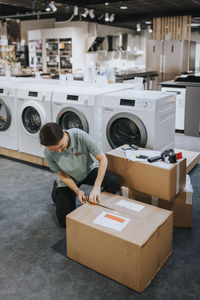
[51,168,120,227]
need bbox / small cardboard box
[126,175,193,228]
[67,193,173,292]
[106,147,186,201]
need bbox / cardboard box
[106,147,186,201]
[67,193,173,292]
[125,175,193,228]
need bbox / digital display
[67,95,79,101]
[120,99,135,106]
[28,91,38,97]
[0,89,3,93]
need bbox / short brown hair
[39,122,64,146]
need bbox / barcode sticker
[93,211,130,232]
[116,200,145,212]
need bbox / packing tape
[151,196,158,206]
[176,163,180,195]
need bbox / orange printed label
[104,214,125,223]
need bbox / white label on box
[116,199,144,212]
[93,211,130,232]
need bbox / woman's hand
[89,186,101,205]
[77,189,88,204]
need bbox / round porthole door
[21,102,46,134]
[0,98,11,131]
[56,107,89,133]
[106,112,147,148]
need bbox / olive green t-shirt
[44,128,101,187]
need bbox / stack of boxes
[66,145,191,292]
[109,146,192,228]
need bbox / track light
[89,9,95,19]
[45,0,51,12]
[98,13,104,20]
[147,25,152,33]
[82,8,89,18]
[32,0,38,11]
[105,12,109,22]
[136,23,141,32]
[74,6,78,15]
[49,1,57,12]
[109,13,115,22]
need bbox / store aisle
[0,133,200,300]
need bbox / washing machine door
[107,112,147,148]
[21,102,45,134]
[0,98,11,131]
[56,107,89,133]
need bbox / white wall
[26,20,147,72]
[21,19,55,35]
[55,21,146,71]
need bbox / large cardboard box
[67,193,173,292]
[106,147,186,201]
[126,175,193,228]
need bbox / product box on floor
[124,175,193,228]
[106,146,186,201]
[66,192,173,292]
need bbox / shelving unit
[59,38,72,74]
[28,39,42,70]
[15,45,28,67]
[45,38,72,74]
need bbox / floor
[0,132,200,300]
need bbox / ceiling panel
[0,0,200,30]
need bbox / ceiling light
[105,2,109,5]
[65,5,70,13]
[74,6,78,15]
[105,12,109,22]
[98,13,104,20]
[45,1,51,12]
[120,6,128,9]
[82,8,89,18]
[136,23,141,32]
[147,25,152,33]
[89,9,95,19]
[190,23,200,27]
[145,21,152,25]
[32,0,38,11]
[49,1,57,12]
[109,13,115,22]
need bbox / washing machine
[101,89,176,152]
[161,86,186,131]
[0,80,18,150]
[16,83,53,158]
[52,83,136,148]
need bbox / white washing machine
[52,83,136,148]
[16,83,52,158]
[0,80,18,150]
[101,89,176,152]
[161,86,186,131]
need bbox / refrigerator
[146,40,196,82]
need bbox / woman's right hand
[77,189,88,204]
